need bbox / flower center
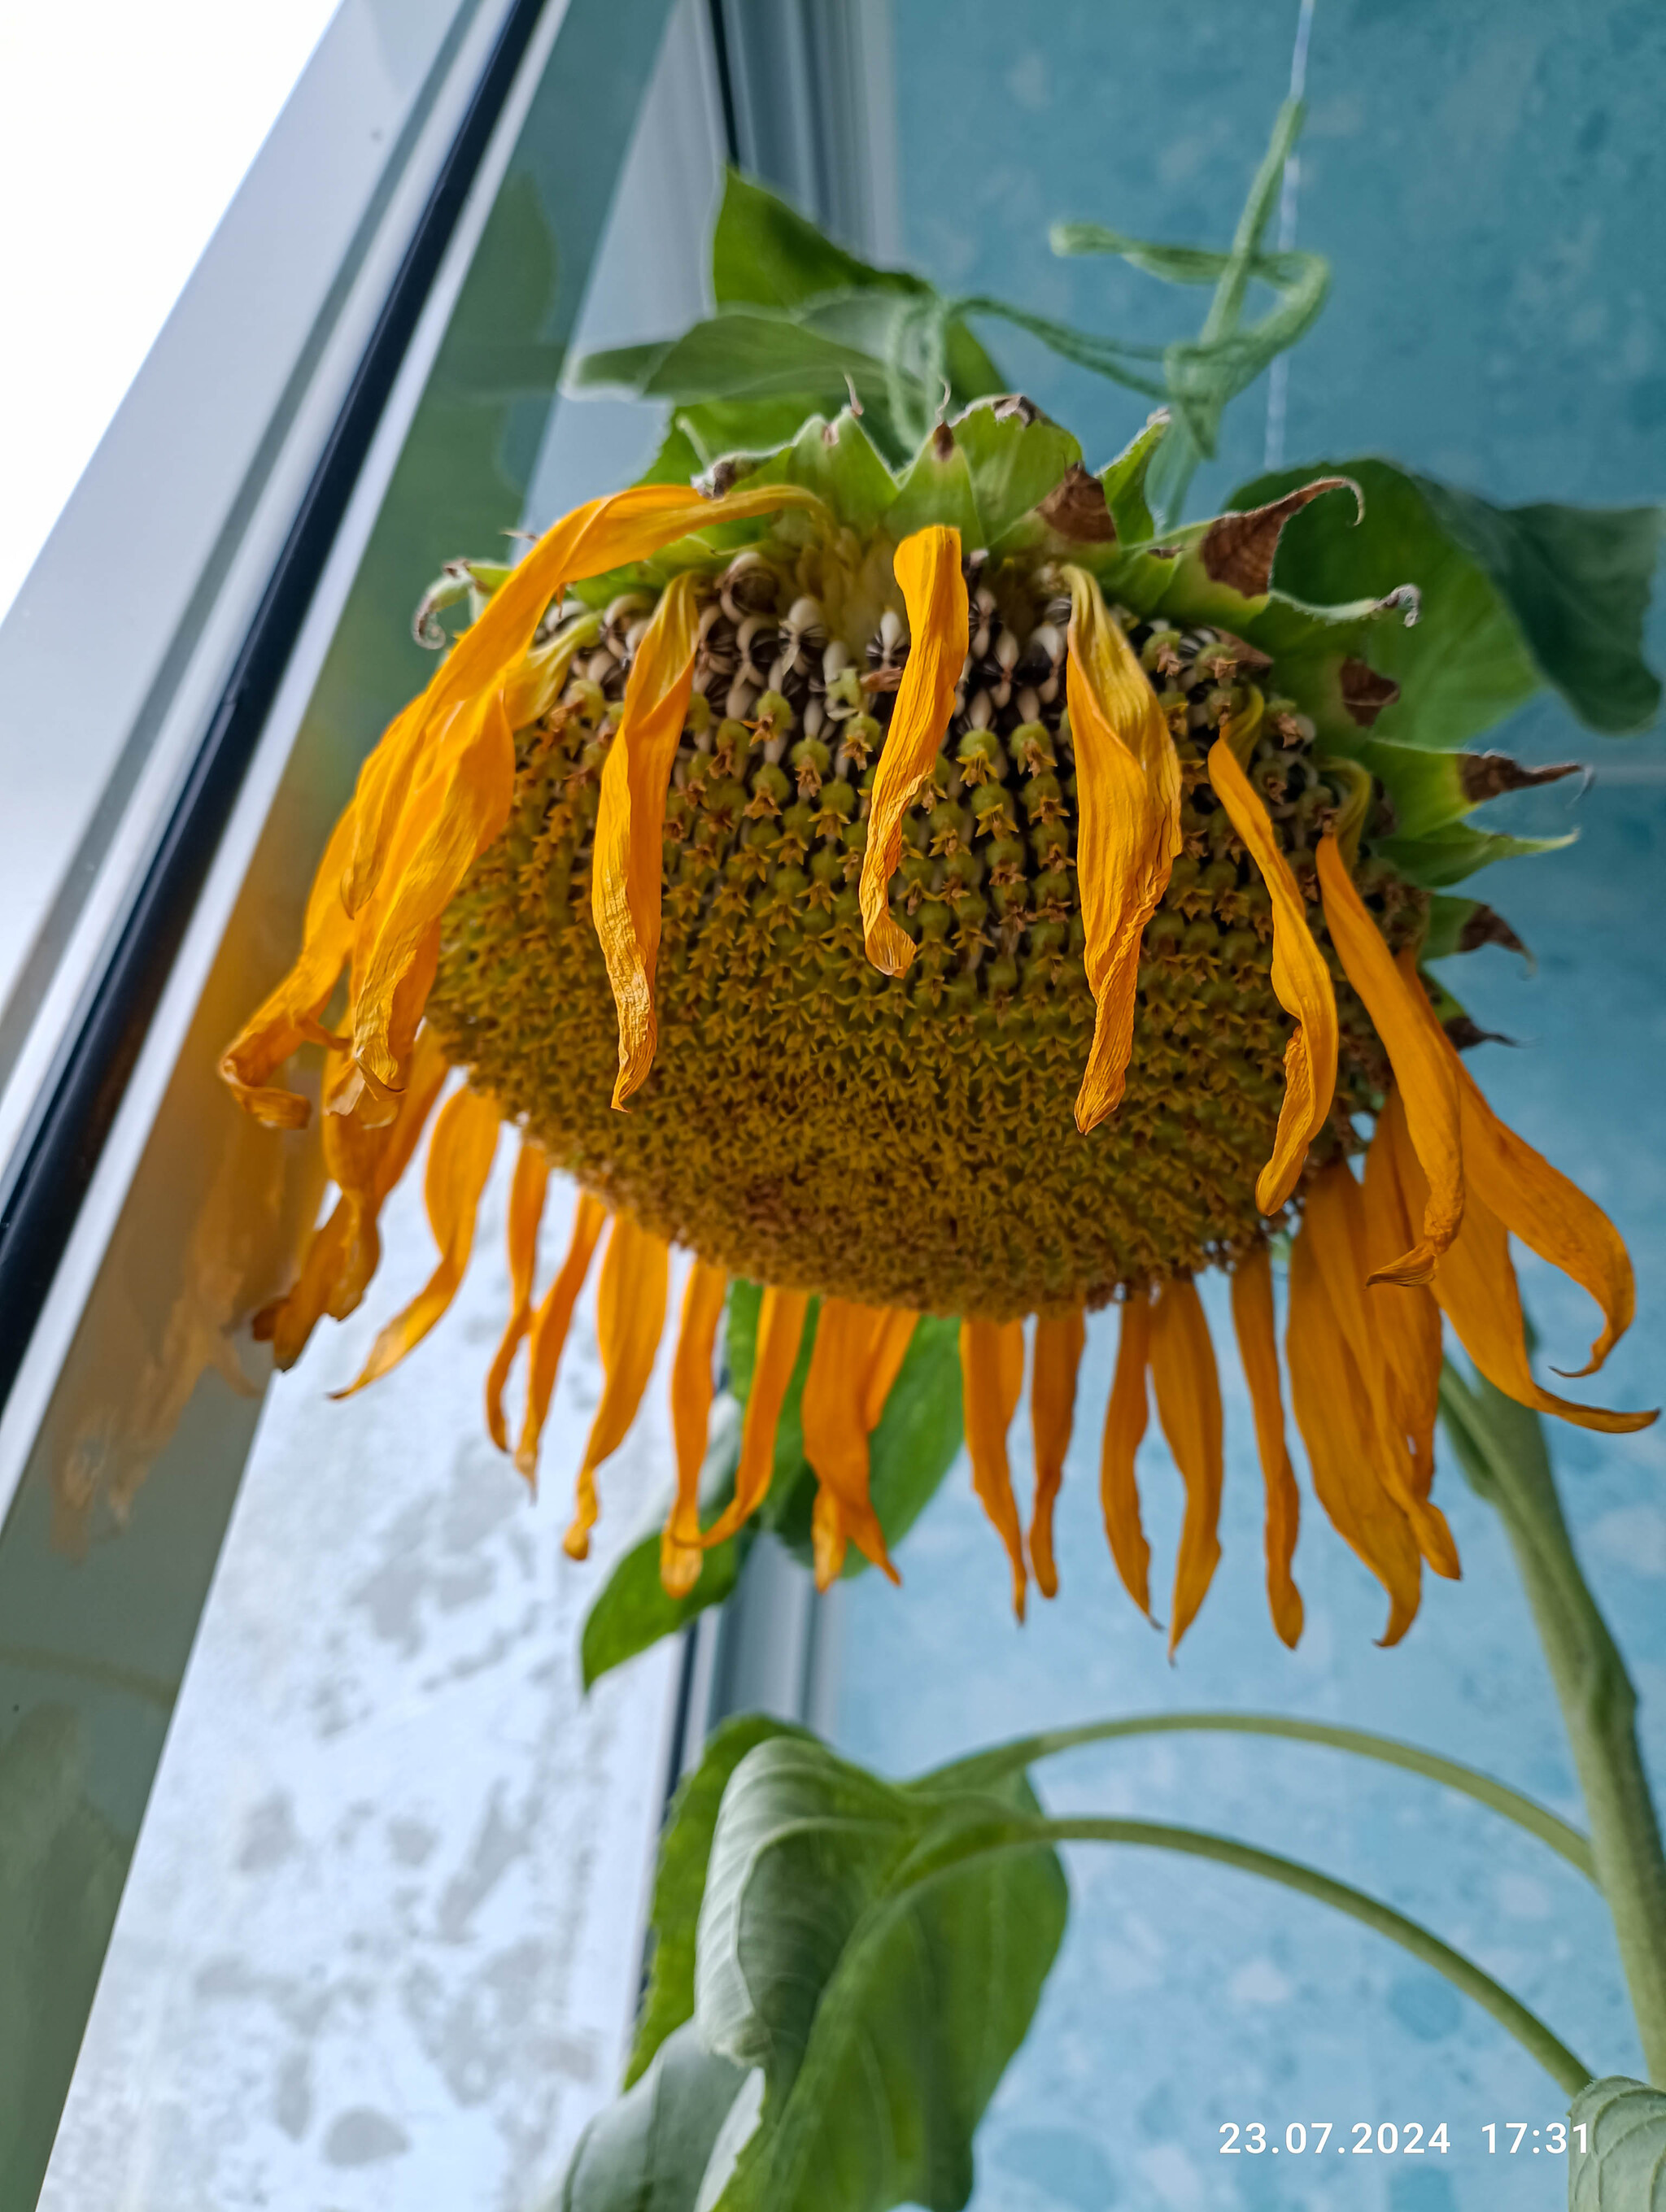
[426,548,1424,1318]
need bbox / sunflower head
[224,390,1656,1653]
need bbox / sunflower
[222,402,1655,1653]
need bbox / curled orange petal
[1304,1161,1461,1581]
[592,573,702,1108]
[1100,1291,1154,1619]
[1394,949,1636,1377]
[564,1213,670,1560]
[858,527,968,975]
[332,1083,499,1398]
[1228,1245,1303,1649]
[1384,1091,1657,1436]
[517,1192,608,1488]
[1028,1308,1085,1600]
[959,1317,1027,1620]
[220,804,359,1128]
[1361,1103,1442,1500]
[1208,738,1337,1212]
[800,1298,918,1589]
[661,1259,729,1599]
[1317,835,1462,1283]
[1063,567,1183,1133]
[1287,1221,1423,1645]
[485,1136,550,1452]
[1149,1278,1224,1656]
[703,1286,811,1547]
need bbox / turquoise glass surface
[833,7,1666,2207]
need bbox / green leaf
[1421,894,1484,961]
[1099,411,1171,544]
[1229,458,1542,751]
[621,309,884,409]
[711,171,922,314]
[629,1715,813,2087]
[951,401,1082,545]
[1375,821,1576,890]
[638,420,706,488]
[1348,734,1472,838]
[884,426,983,547]
[560,2021,750,2212]
[675,399,827,469]
[1568,2076,1666,2208]
[731,411,898,537]
[697,1736,1067,2212]
[580,1401,748,1690]
[1414,479,1663,735]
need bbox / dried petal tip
[1038,463,1116,544]
[1459,751,1584,803]
[1200,477,1359,598]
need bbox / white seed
[822,638,851,682]
[803,696,826,740]
[726,676,758,721]
[879,607,906,654]
[1030,621,1064,668]
[1016,686,1041,723]
[994,627,1020,673]
[966,688,994,730]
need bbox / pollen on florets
[425,542,1425,1321]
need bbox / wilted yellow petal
[484,1136,550,1452]
[220,804,359,1127]
[703,1286,811,1546]
[565,1213,670,1560]
[1361,1100,1442,1500]
[592,573,702,1108]
[1028,1308,1085,1600]
[1100,1291,1154,1619]
[1063,568,1182,1133]
[1317,836,1462,1283]
[801,1297,918,1589]
[1393,949,1636,1377]
[332,1084,500,1398]
[342,696,434,919]
[1207,738,1337,1211]
[314,1023,450,1335]
[1228,1245,1303,1649]
[661,1259,729,1598]
[1305,1161,1460,1580]
[1385,1095,1657,1436]
[858,527,969,974]
[959,1317,1027,1620]
[1149,1278,1224,1655]
[352,690,517,1091]
[1287,1222,1423,1645]
[516,1192,607,1487]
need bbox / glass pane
[830,8,1666,2210]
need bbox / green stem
[1440,1361,1666,2085]
[922,1710,1594,1879]
[892,1812,1592,2097]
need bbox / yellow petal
[1028,1308,1085,1600]
[661,1259,729,1598]
[858,527,969,974]
[1099,1291,1154,1619]
[564,1213,670,1560]
[253,1200,351,1373]
[1384,1091,1658,1436]
[342,696,433,918]
[1207,738,1338,1211]
[959,1317,1028,1620]
[1228,1245,1304,1649]
[862,1306,918,1430]
[351,689,517,1090]
[484,1136,550,1452]
[332,1084,499,1398]
[1062,567,1183,1132]
[801,1298,918,1589]
[812,1484,848,1592]
[1304,1161,1461,1580]
[516,1192,608,1487]
[1393,949,1637,1377]
[319,1022,451,1329]
[1149,1278,1224,1656]
[1317,835,1462,1282]
[592,573,702,1108]
[1286,1220,1424,1644]
[1360,1101,1442,1500]
[220,803,359,1127]
[702,1286,811,1546]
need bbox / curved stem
[894,1812,1592,2097]
[1440,1361,1666,2086]
[920,1711,1595,1880]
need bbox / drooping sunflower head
[224,400,1655,1652]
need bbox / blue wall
[831,6,1666,2206]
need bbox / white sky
[0,2,342,625]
